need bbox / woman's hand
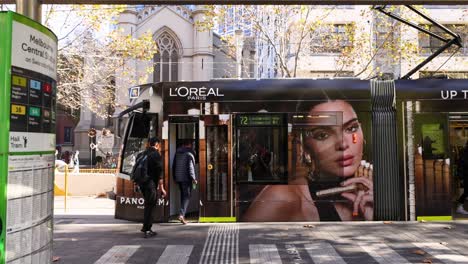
[341,177,374,220]
[159,188,167,198]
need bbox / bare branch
[354,27,394,78]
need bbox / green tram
[114,79,468,222]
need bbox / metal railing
[64,165,69,212]
[56,166,117,212]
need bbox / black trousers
[140,181,157,232]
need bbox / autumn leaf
[411,249,426,255]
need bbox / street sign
[97,131,115,150]
[129,86,140,99]
[90,143,97,150]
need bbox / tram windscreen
[236,114,288,183]
[120,113,154,175]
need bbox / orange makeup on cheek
[352,133,358,144]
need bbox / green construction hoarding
[0,11,57,264]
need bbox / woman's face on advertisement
[304,100,364,178]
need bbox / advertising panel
[160,80,374,222]
[236,104,373,222]
[0,12,57,264]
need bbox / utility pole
[235,29,244,78]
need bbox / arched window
[153,32,179,82]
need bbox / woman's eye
[313,131,329,140]
[345,123,360,133]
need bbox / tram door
[449,115,468,219]
[199,115,232,221]
[168,116,200,221]
[413,113,451,219]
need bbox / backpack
[131,151,150,184]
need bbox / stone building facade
[68,5,467,165]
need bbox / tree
[201,5,467,79]
[43,5,158,118]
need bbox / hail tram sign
[0,11,57,264]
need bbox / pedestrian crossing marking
[94,245,140,264]
[89,239,468,264]
[413,242,468,263]
[199,224,239,264]
[156,245,193,264]
[358,242,411,264]
[249,244,282,264]
[285,244,304,263]
[304,243,346,264]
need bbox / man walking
[139,137,166,237]
[172,139,197,224]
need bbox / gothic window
[64,127,73,144]
[153,32,179,82]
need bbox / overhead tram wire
[47,11,468,52]
[47,4,466,79]
[38,5,468,59]
[428,46,461,78]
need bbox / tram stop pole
[16,0,42,23]
[0,7,57,263]
[64,165,69,212]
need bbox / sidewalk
[54,196,115,216]
[54,196,468,222]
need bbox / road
[52,197,468,264]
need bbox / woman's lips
[337,155,354,166]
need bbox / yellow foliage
[47,5,158,117]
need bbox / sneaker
[178,215,188,225]
[141,227,152,232]
[144,230,157,238]
[456,204,468,215]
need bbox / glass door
[449,116,468,219]
[200,115,232,220]
[413,113,451,219]
[167,116,200,222]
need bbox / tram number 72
[240,116,249,125]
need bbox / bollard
[64,164,69,212]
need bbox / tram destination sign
[236,114,286,127]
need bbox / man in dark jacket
[140,137,166,237]
[172,139,197,224]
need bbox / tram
[114,79,468,222]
